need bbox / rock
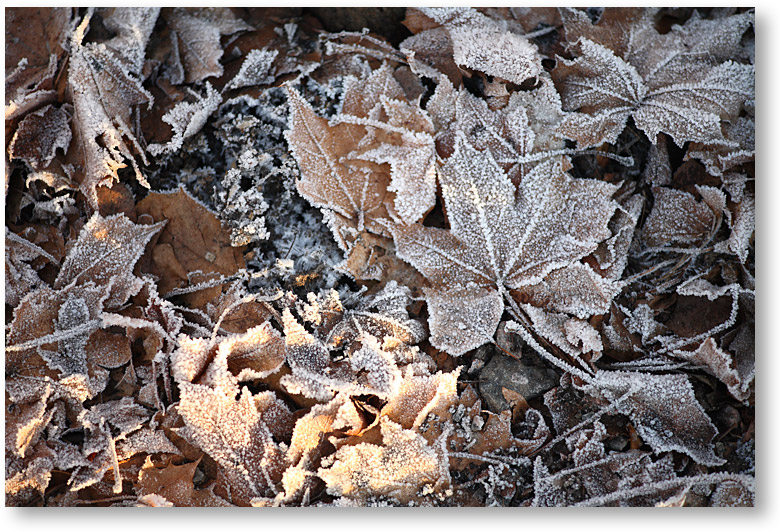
[478,353,559,413]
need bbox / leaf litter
[4,7,754,507]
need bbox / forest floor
[4,7,754,507]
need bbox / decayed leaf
[136,458,232,507]
[586,371,725,466]
[641,186,723,249]
[723,190,755,263]
[318,417,451,504]
[685,116,754,178]
[674,337,752,403]
[136,187,245,307]
[5,8,71,123]
[165,7,253,84]
[55,213,165,308]
[67,10,155,206]
[552,9,754,148]
[100,8,160,73]
[391,137,618,356]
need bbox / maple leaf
[284,85,392,246]
[286,64,437,235]
[67,10,155,207]
[427,75,572,185]
[135,187,246,308]
[640,186,724,249]
[391,136,619,356]
[136,458,233,507]
[585,371,725,466]
[685,116,754,178]
[552,8,754,148]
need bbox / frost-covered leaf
[401,7,542,85]
[287,64,437,231]
[338,64,438,224]
[317,417,451,504]
[5,229,58,308]
[641,186,722,248]
[165,7,253,84]
[100,7,160,74]
[685,117,754,178]
[8,104,72,171]
[587,371,725,466]
[674,338,752,403]
[520,306,603,359]
[428,75,569,184]
[136,458,232,507]
[177,383,289,504]
[326,280,426,349]
[391,137,619,356]
[285,85,392,244]
[147,82,222,156]
[553,9,754,148]
[225,48,279,91]
[67,11,154,206]
[724,190,755,263]
[381,367,460,444]
[55,213,165,308]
